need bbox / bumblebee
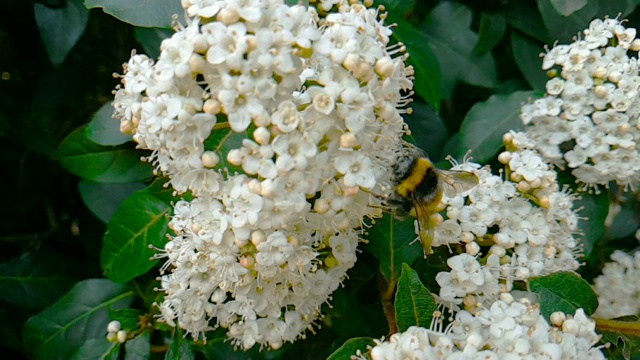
[388,144,479,255]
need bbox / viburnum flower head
[355,297,605,359]
[430,131,581,310]
[592,249,640,319]
[112,0,414,350]
[522,16,640,191]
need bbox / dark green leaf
[87,103,132,146]
[134,27,174,59]
[537,0,598,43]
[84,0,184,29]
[375,0,416,14]
[505,3,552,43]
[473,12,507,55]
[510,31,548,92]
[203,126,246,173]
[326,337,375,360]
[365,214,422,284]
[35,0,89,65]
[124,331,150,360]
[573,190,609,259]
[421,2,497,99]
[395,263,437,331]
[101,186,172,283]
[108,308,144,331]
[440,132,466,161]
[549,0,588,16]
[529,272,599,320]
[71,338,120,360]
[166,333,195,360]
[404,102,448,161]
[79,180,147,223]
[23,279,134,360]
[389,16,442,110]
[598,315,640,360]
[608,204,640,240]
[0,252,77,309]
[57,125,153,183]
[460,90,540,163]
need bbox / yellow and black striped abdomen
[396,158,438,199]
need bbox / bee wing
[436,169,479,198]
[412,200,437,255]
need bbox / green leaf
[529,272,599,320]
[108,308,144,331]
[23,279,134,360]
[71,338,120,360]
[166,333,195,360]
[608,204,640,240]
[573,190,609,259]
[79,180,147,223]
[404,102,448,161]
[537,0,598,43]
[505,3,552,43]
[549,0,588,16]
[203,125,247,173]
[421,2,497,99]
[0,252,78,309]
[374,0,416,14]
[473,12,507,55]
[87,103,132,146]
[365,214,422,284]
[395,263,437,332]
[124,331,150,360]
[598,315,640,360]
[326,337,375,360]
[101,185,173,283]
[460,90,540,163]
[84,0,184,29]
[57,125,153,183]
[134,27,174,59]
[510,31,548,92]
[389,16,442,111]
[35,0,89,65]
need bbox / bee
[388,144,479,255]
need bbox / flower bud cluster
[112,0,413,349]
[357,297,604,359]
[521,17,640,191]
[432,132,580,310]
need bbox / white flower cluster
[112,0,413,350]
[521,17,640,190]
[592,249,640,319]
[357,296,605,359]
[431,131,580,310]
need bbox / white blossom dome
[112,0,413,349]
[521,17,640,191]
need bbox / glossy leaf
[395,263,437,332]
[505,2,552,43]
[537,0,598,43]
[57,125,153,183]
[101,186,172,283]
[511,31,547,92]
[529,272,599,320]
[71,338,120,360]
[573,190,609,259]
[460,90,540,163]
[421,2,497,99]
[0,252,77,309]
[365,214,422,284]
[473,12,507,55]
[166,333,195,360]
[375,0,416,14]
[404,102,448,161]
[84,0,184,28]
[549,0,588,16]
[79,180,147,223]
[108,308,144,331]
[87,102,132,146]
[598,315,640,360]
[326,337,375,360]
[124,331,150,360]
[390,16,442,111]
[23,279,134,360]
[608,204,640,240]
[35,0,89,65]
[134,27,174,59]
